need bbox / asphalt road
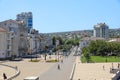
[39,48,76,80]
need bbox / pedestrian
[3,73,7,80]
[58,64,60,70]
[103,65,105,70]
[112,63,114,69]
[118,63,119,69]
[61,59,63,63]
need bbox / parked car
[22,55,39,58]
[9,57,22,61]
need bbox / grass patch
[81,56,120,63]
[29,59,40,62]
[46,59,58,62]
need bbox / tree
[57,37,63,45]
[82,47,91,62]
[52,36,56,46]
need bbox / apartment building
[0,28,11,58]
[94,23,109,40]
[27,29,42,54]
[16,12,33,33]
[0,19,28,57]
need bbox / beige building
[18,21,28,56]
[0,19,28,57]
[0,28,11,58]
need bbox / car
[9,57,22,61]
[24,76,39,80]
[22,55,39,58]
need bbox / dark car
[22,55,39,58]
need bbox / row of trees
[52,36,80,52]
[82,40,120,57]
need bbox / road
[39,47,77,80]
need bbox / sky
[0,0,120,33]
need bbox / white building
[27,29,41,54]
[80,37,105,48]
[0,28,11,59]
[79,37,91,48]
[94,23,109,40]
[0,19,28,57]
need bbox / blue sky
[0,0,120,33]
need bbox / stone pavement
[0,64,16,80]
[73,56,118,80]
[0,55,59,80]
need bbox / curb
[0,63,20,80]
[69,62,76,80]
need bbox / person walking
[103,65,105,70]
[58,64,60,70]
[61,59,63,63]
[3,73,7,80]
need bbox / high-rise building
[16,12,33,33]
[94,23,109,40]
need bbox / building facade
[0,28,11,59]
[94,23,109,40]
[27,29,42,54]
[16,12,33,33]
[0,19,28,57]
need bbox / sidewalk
[73,56,116,80]
[0,64,16,80]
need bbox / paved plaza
[73,56,118,80]
[0,63,16,80]
[0,55,57,80]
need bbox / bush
[46,59,58,62]
[29,59,40,62]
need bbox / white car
[24,76,39,80]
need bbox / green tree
[52,36,56,46]
[82,47,91,62]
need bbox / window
[28,24,32,26]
